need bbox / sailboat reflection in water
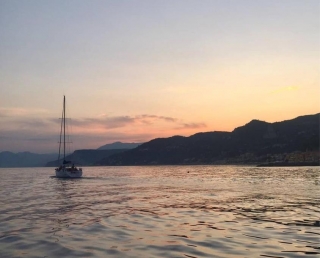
[55,96,83,178]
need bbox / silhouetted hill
[96,134,231,165]
[97,142,142,150]
[98,113,320,165]
[0,152,57,167]
[2,114,319,167]
[46,149,128,167]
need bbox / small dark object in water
[314,221,320,227]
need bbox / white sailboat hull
[55,168,83,178]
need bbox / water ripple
[0,166,319,257]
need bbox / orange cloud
[175,123,207,129]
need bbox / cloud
[0,113,182,135]
[1,116,57,131]
[71,116,135,129]
[0,112,207,153]
[0,124,158,153]
[137,114,178,123]
[70,114,178,129]
[270,86,299,94]
[176,122,207,129]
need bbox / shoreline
[256,161,320,167]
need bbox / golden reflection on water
[0,166,319,258]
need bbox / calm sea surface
[0,166,319,258]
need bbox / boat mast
[63,95,66,162]
[57,108,63,163]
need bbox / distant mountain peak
[97,142,142,150]
[246,119,268,125]
[232,119,268,134]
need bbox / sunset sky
[1,0,319,153]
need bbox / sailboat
[55,96,83,178]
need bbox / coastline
[256,161,320,167]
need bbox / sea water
[0,166,319,258]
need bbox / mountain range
[0,152,57,168]
[0,142,139,168]
[97,141,142,150]
[0,113,319,167]
[97,113,320,166]
[46,149,128,167]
